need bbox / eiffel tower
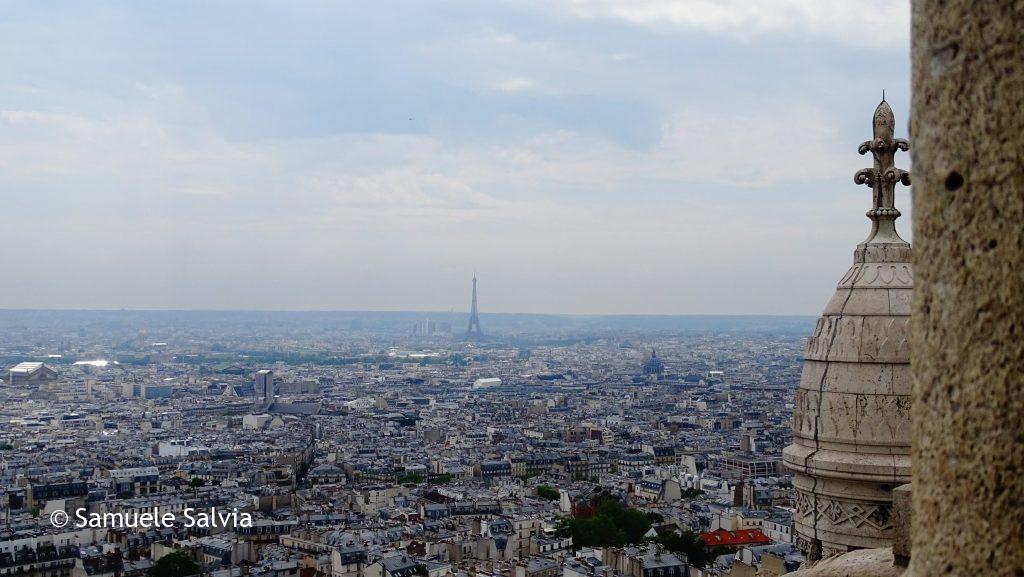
[465,274,483,340]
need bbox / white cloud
[0,94,849,221]
[446,99,848,190]
[493,77,535,93]
[0,88,886,314]
[537,0,909,49]
[0,2,912,314]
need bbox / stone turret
[783,100,912,560]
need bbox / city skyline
[0,1,911,315]
[0,3,1018,577]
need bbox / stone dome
[782,100,912,559]
[642,349,664,375]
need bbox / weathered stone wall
[784,548,904,577]
[910,1,1024,576]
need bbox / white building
[472,377,502,389]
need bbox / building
[699,529,773,548]
[365,555,419,577]
[331,549,368,577]
[716,455,780,480]
[783,100,913,560]
[255,370,275,404]
[477,460,512,480]
[123,382,173,399]
[605,547,687,577]
[108,466,160,498]
[472,378,501,389]
[8,362,58,387]
[641,349,664,378]
[26,480,89,510]
[0,536,80,577]
[515,558,558,577]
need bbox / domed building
[642,349,664,378]
[783,100,912,560]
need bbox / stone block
[891,483,912,566]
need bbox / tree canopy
[149,551,200,577]
[537,485,560,500]
[648,529,733,569]
[556,500,651,548]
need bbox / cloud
[445,99,848,190]
[493,77,535,93]
[0,91,846,222]
[0,1,912,313]
[536,0,909,49]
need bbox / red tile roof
[699,529,773,547]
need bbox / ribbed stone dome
[642,349,664,376]
[783,100,912,559]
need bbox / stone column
[910,1,1024,576]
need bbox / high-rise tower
[783,99,912,560]
[255,369,274,407]
[465,274,483,339]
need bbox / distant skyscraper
[465,274,483,340]
[255,369,274,405]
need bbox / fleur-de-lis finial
[854,100,910,246]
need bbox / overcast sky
[0,0,912,315]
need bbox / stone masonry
[909,1,1024,576]
[783,100,913,560]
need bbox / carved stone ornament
[783,99,913,560]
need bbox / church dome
[642,349,664,375]
[782,100,912,559]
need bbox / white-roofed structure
[8,362,58,387]
[472,377,502,389]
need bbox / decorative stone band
[794,491,894,533]
[790,472,900,552]
[835,263,913,289]
[854,243,911,264]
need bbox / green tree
[148,551,200,577]
[537,485,559,501]
[597,501,651,544]
[556,500,652,549]
[189,477,205,488]
[648,529,731,569]
[587,514,627,546]
[398,473,424,484]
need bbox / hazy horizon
[0,306,817,317]
[0,308,817,337]
[0,1,913,315]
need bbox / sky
[0,0,913,315]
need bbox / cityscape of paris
[3,2,1022,577]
